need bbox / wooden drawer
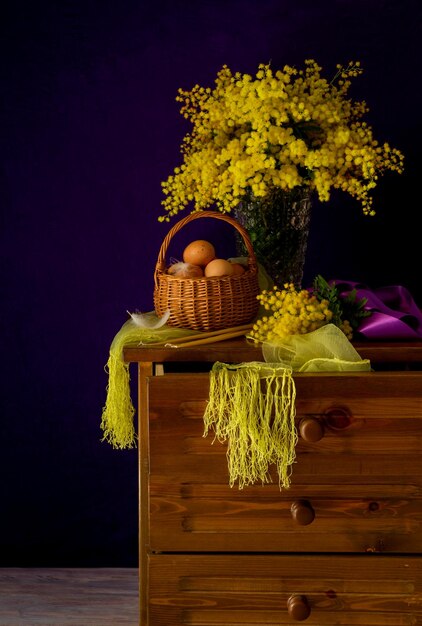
[147,372,422,554]
[148,554,422,625]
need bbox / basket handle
[154,210,257,279]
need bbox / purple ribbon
[333,281,422,340]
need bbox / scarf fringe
[101,353,136,449]
[101,317,198,449]
[203,362,297,489]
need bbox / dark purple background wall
[1,0,420,566]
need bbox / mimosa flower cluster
[250,283,335,343]
[160,60,404,221]
[249,276,368,343]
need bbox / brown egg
[183,240,216,266]
[204,258,234,278]
[230,262,246,275]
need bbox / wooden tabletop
[123,337,422,365]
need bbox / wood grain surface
[123,337,422,365]
[0,568,138,625]
[148,554,422,625]
[146,372,422,555]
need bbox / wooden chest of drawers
[125,340,422,625]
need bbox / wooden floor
[0,568,139,625]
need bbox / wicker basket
[154,211,260,331]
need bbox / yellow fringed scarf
[262,324,372,372]
[203,362,297,489]
[102,312,369,468]
[101,317,198,449]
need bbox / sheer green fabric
[262,323,371,372]
[101,317,197,449]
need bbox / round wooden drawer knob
[290,500,315,525]
[287,594,311,621]
[299,417,324,442]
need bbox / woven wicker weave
[154,211,260,331]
